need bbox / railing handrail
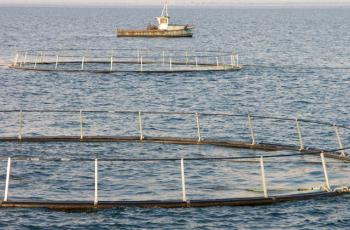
[15,48,236,56]
[1,109,349,159]
[11,50,242,73]
[15,54,233,59]
[0,109,349,130]
[1,152,337,204]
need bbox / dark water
[0,6,350,229]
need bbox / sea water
[0,6,349,229]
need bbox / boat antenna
[161,0,169,17]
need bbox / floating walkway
[9,48,242,73]
[0,110,350,210]
[1,191,348,210]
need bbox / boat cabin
[157,16,170,30]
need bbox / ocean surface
[0,6,350,229]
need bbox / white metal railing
[1,110,348,156]
[260,156,268,198]
[1,152,336,204]
[296,118,304,151]
[10,48,242,73]
[94,158,98,205]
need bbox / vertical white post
[231,55,234,67]
[140,56,143,72]
[14,53,19,66]
[138,111,144,140]
[334,125,345,157]
[4,157,11,202]
[236,54,239,66]
[94,158,98,205]
[195,113,201,142]
[295,118,304,151]
[169,57,172,71]
[19,53,22,67]
[320,152,331,191]
[260,156,268,198]
[18,110,23,140]
[137,50,140,63]
[216,57,219,67]
[22,52,27,67]
[110,56,113,72]
[195,57,198,70]
[81,56,85,70]
[80,110,83,140]
[248,114,256,145]
[34,55,38,69]
[222,56,225,70]
[180,158,187,202]
[55,55,59,70]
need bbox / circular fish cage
[9,48,242,73]
[0,110,349,211]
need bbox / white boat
[117,0,193,38]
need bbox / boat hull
[117,29,193,37]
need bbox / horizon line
[1,4,350,9]
[1,1,350,8]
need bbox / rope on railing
[0,110,348,129]
[11,48,242,73]
[15,48,237,58]
[1,109,350,157]
[0,151,339,205]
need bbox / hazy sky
[1,0,350,6]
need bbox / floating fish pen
[0,110,349,210]
[9,48,242,73]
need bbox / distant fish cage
[0,110,350,210]
[1,109,350,159]
[9,48,242,73]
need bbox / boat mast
[157,0,170,30]
[161,0,169,17]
